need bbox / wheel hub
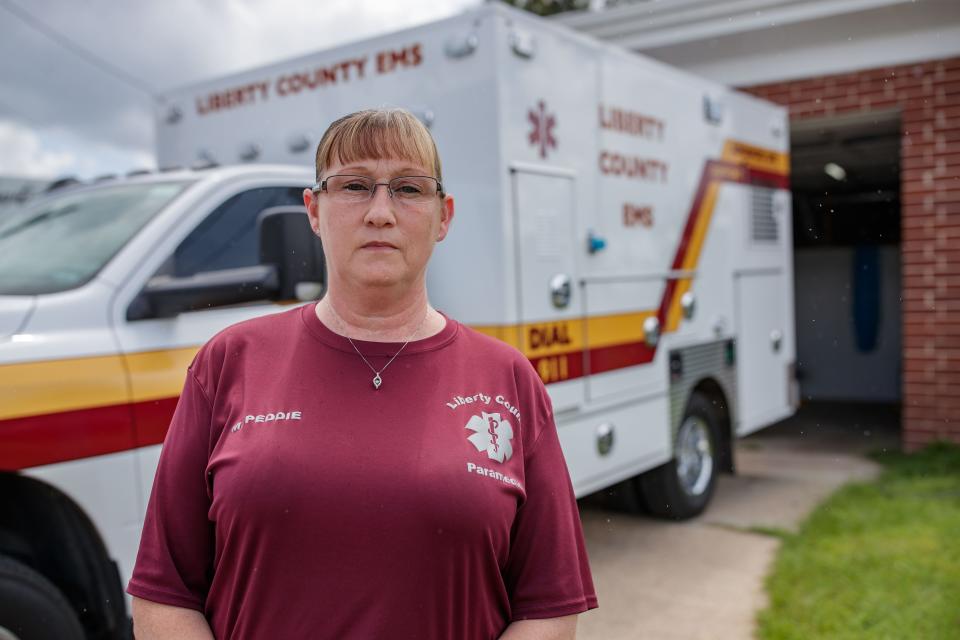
[676,415,713,496]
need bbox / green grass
[757,443,960,640]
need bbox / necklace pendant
[372,373,382,390]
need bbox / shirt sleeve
[126,365,215,611]
[503,386,599,620]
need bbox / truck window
[158,186,304,279]
[0,181,191,295]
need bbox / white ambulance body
[0,4,795,636]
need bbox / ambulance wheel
[0,555,84,640]
[636,392,719,520]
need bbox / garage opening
[788,109,902,438]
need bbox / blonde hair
[314,109,442,188]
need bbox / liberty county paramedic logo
[465,412,514,463]
[528,100,557,159]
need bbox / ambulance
[0,3,796,637]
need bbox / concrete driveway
[574,402,899,640]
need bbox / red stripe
[133,397,179,448]
[588,341,657,373]
[0,396,179,471]
[670,161,716,272]
[1,335,658,470]
[528,351,585,382]
[656,160,716,327]
[527,338,658,385]
[746,166,790,189]
[0,404,135,471]
[655,160,788,330]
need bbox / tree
[499,0,591,17]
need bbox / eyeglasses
[312,174,443,208]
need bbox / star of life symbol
[465,412,515,463]
[527,100,557,159]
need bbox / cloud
[0,119,156,179]
[0,121,75,178]
[0,0,480,178]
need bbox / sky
[0,0,482,180]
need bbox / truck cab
[0,165,321,639]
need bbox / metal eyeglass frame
[311,174,444,201]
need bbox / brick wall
[740,57,960,452]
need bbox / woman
[128,108,597,639]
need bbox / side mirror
[127,264,279,320]
[257,206,325,301]
[125,205,323,321]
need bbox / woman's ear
[303,187,321,235]
[436,193,455,242]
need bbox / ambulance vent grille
[751,188,778,243]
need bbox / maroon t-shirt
[128,302,597,639]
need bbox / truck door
[110,183,312,509]
[510,166,584,413]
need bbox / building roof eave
[553,0,916,50]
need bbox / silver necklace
[327,304,430,390]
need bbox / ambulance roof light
[45,176,80,192]
[444,32,478,58]
[239,144,261,162]
[288,134,312,154]
[510,28,536,59]
[165,106,183,125]
[196,149,217,167]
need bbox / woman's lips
[361,241,398,250]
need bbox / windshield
[0,181,191,295]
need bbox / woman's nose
[364,185,397,226]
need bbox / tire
[0,555,84,640]
[636,391,720,520]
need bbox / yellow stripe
[0,347,200,422]
[665,137,790,333]
[0,354,130,421]
[666,278,689,333]
[2,313,655,420]
[522,319,585,357]
[3,312,670,421]
[667,180,720,332]
[721,140,790,175]
[471,325,521,349]
[586,311,655,349]
[477,312,656,357]
[684,182,720,272]
[124,347,200,402]
[3,302,680,421]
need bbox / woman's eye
[393,181,425,195]
[343,181,370,192]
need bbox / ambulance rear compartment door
[511,166,584,413]
[734,270,790,434]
